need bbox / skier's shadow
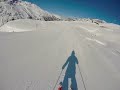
[62,51,78,90]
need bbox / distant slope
[0,0,61,26]
[0,19,120,32]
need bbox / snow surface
[0,20,120,90]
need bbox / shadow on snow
[62,50,79,90]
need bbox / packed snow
[0,19,120,90]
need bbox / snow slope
[0,20,120,90]
[0,0,60,26]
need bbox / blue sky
[25,0,120,24]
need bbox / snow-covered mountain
[0,0,114,28]
[0,0,61,26]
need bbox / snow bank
[0,19,37,32]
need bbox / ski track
[85,37,106,46]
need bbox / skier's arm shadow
[62,57,69,70]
